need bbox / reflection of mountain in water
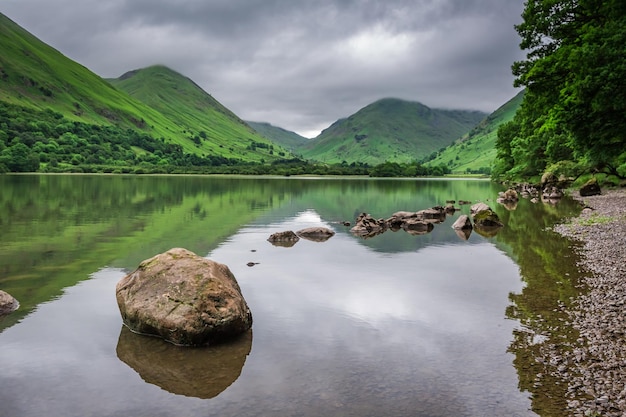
[116,327,252,399]
[258,178,506,253]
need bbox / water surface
[0,175,582,416]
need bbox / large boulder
[580,178,601,197]
[116,248,252,346]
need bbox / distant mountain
[298,98,486,165]
[109,66,288,160]
[425,90,524,174]
[246,121,309,151]
[0,12,285,164]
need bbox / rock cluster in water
[348,203,503,240]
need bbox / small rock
[296,227,335,242]
[451,215,472,231]
[0,290,19,315]
[580,178,601,197]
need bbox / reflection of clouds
[209,212,533,415]
[0,208,533,417]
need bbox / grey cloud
[1,0,525,137]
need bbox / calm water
[0,175,583,417]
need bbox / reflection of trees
[494,197,586,415]
[0,175,286,331]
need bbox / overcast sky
[1,0,525,138]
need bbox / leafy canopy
[494,0,626,180]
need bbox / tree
[495,0,626,179]
[0,143,40,172]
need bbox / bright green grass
[0,13,288,163]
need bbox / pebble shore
[553,189,626,416]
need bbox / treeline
[0,102,244,173]
[493,0,626,182]
[0,102,451,177]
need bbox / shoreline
[553,188,626,416]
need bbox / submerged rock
[351,213,388,238]
[401,218,434,235]
[115,248,252,346]
[386,207,446,232]
[296,227,335,242]
[470,203,504,228]
[0,290,19,315]
[415,206,447,224]
[267,230,300,247]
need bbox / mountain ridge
[297,98,486,165]
[0,12,285,165]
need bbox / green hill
[109,66,287,160]
[246,121,309,151]
[426,90,524,174]
[0,12,286,170]
[298,98,486,165]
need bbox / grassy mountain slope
[298,98,486,165]
[109,66,288,161]
[0,15,173,138]
[426,90,524,174]
[0,13,283,162]
[246,121,309,151]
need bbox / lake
[0,174,583,417]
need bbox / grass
[575,213,615,226]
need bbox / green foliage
[495,0,626,180]
[369,161,450,178]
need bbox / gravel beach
[553,188,626,416]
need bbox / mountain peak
[299,98,486,164]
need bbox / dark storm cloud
[1,0,525,137]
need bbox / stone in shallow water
[296,227,335,242]
[115,248,252,346]
[0,290,19,315]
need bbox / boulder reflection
[116,326,252,399]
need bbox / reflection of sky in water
[0,209,535,417]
